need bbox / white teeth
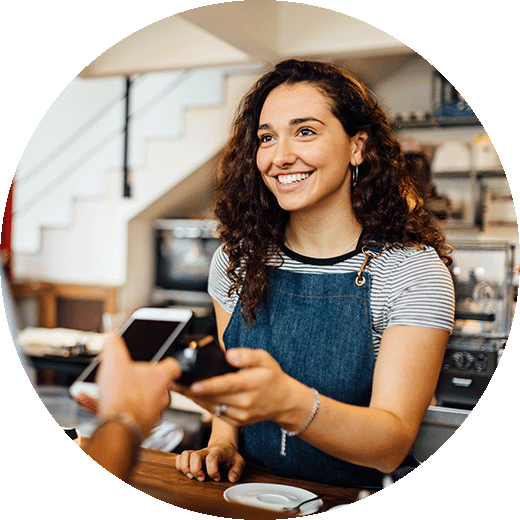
[278,173,310,185]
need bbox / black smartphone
[169,335,238,386]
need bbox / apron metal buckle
[355,246,383,287]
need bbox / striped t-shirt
[208,241,455,358]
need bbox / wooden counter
[85,442,370,518]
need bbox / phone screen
[81,318,185,383]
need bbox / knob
[474,353,488,372]
[452,351,474,370]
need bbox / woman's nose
[272,138,297,168]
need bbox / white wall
[12,68,260,298]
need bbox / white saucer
[223,483,323,515]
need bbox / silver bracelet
[280,388,320,456]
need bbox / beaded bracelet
[100,412,143,445]
[280,388,320,456]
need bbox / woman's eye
[259,134,274,144]
[298,128,315,137]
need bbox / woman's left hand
[171,348,301,428]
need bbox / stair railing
[14,69,192,217]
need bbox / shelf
[393,117,482,130]
[12,281,118,330]
[433,170,505,179]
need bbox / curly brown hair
[214,59,452,321]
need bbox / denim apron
[222,247,419,488]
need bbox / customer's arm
[82,334,181,481]
[83,419,141,481]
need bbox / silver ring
[214,404,228,417]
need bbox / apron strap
[355,246,383,287]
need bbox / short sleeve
[386,248,455,332]
[207,246,239,315]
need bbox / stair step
[12,69,260,293]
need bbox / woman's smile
[276,172,312,187]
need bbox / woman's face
[256,82,366,215]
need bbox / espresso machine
[435,241,516,409]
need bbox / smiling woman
[173,59,455,489]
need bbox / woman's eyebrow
[290,117,324,126]
[257,117,324,132]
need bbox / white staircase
[13,66,260,292]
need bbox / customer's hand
[175,443,246,483]
[79,334,181,439]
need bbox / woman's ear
[350,131,369,165]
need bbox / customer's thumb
[157,357,182,382]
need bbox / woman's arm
[186,324,449,474]
[294,325,449,472]
[213,296,232,348]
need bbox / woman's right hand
[175,444,246,483]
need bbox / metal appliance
[436,241,515,408]
[152,219,221,308]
